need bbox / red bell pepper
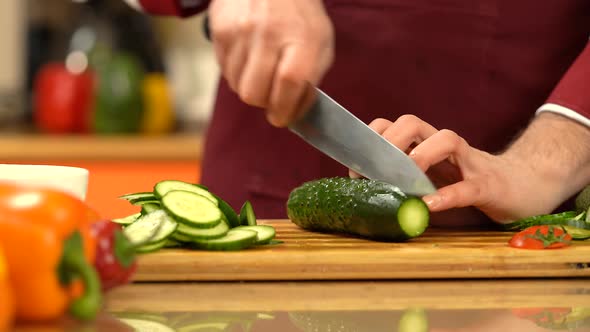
[33,62,95,134]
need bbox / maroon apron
[200,0,590,220]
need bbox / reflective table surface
[12,279,590,331]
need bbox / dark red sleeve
[137,0,210,18]
[546,42,590,119]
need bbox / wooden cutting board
[133,220,590,281]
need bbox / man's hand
[351,113,590,223]
[208,0,334,127]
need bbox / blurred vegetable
[140,73,175,135]
[33,62,95,134]
[0,183,101,321]
[91,220,138,292]
[92,52,145,134]
[0,246,14,331]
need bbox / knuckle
[237,17,256,35]
[277,67,304,85]
[396,114,420,126]
[439,129,462,145]
[369,118,391,128]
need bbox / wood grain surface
[106,279,590,312]
[133,220,590,281]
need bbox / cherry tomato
[508,225,571,250]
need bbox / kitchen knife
[201,16,436,196]
[289,88,437,196]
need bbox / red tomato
[509,225,572,249]
[33,62,95,133]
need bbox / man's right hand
[208,0,335,127]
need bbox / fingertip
[423,194,442,211]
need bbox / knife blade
[289,88,436,196]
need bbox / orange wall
[23,160,202,220]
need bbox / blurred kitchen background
[0,0,219,134]
[0,0,221,219]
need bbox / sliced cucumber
[133,199,161,207]
[192,229,258,251]
[234,225,275,244]
[176,218,229,240]
[119,192,158,204]
[164,238,182,248]
[239,201,257,226]
[141,203,161,215]
[123,210,178,245]
[154,180,218,205]
[563,226,590,240]
[162,190,223,229]
[170,232,194,243]
[214,195,240,228]
[112,213,141,225]
[136,239,168,253]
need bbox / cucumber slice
[119,192,158,204]
[136,239,168,253]
[563,226,590,240]
[118,318,175,332]
[162,190,223,229]
[154,180,217,205]
[239,201,257,226]
[112,213,141,225]
[170,232,194,243]
[176,217,229,240]
[123,210,178,245]
[214,195,240,228]
[234,225,275,244]
[164,238,182,248]
[141,203,161,215]
[192,229,258,251]
[133,199,161,206]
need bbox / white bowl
[0,164,89,201]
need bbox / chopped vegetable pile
[115,180,277,252]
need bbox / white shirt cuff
[536,103,590,128]
[122,0,143,11]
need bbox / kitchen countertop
[12,279,590,331]
[0,133,203,161]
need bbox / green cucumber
[503,211,589,231]
[176,217,230,240]
[141,203,161,215]
[154,180,217,205]
[239,201,257,226]
[112,213,141,225]
[119,191,157,204]
[286,177,430,242]
[123,210,178,245]
[191,229,257,251]
[161,190,223,229]
[234,225,275,244]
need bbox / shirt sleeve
[536,41,590,128]
[122,0,210,17]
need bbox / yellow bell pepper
[140,73,175,135]
[0,245,14,331]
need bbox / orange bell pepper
[0,183,102,322]
[0,245,14,331]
